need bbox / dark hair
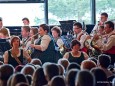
[0,64,14,81]
[67,62,80,71]
[39,24,49,33]
[71,39,81,49]
[91,68,108,86]
[22,17,30,23]
[10,36,21,47]
[51,26,62,37]
[76,70,95,86]
[105,21,114,30]
[50,76,66,86]
[98,54,111,68]
[66,69,79,86]
[32,67,47,86]
[73,22,82,29]
[101,12,108,18]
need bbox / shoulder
[82,51,88,59]
[43,35,51,40]
[63,52,70,59]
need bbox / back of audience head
[66,69,79,86]
[15,65,24,73]
[58,58,70,71]
[98,54,111,68]
[25,75,32,85]
[21,64,35,76]
[75,70,95,86]
[50,76,66,86]
[57,64,65,75]
[81,60,96,70]
[67,62,80,71]
[88,57,97,65]
[0,64,14,81]
[91,67,108,86]
[30,58,42,66]
[32,67,47,86]
[11,73,28,86]
[43,63,59,82]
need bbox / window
[48,0,91,25]
[96,0,115,23]
[0,3,44,26]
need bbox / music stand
[59,20,76,35]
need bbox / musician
[63,39,88,65]
[3,36,31,67]
[30,24,56,64]
[73,22,90,53]
[93,21,115,65]
[51,26,64,53]
[22,17,30,26]
[92,12,108,33]
[26,27,38,51]
[21,26,30,49]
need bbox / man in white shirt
[73,22,89,50]
[92,12,108,32]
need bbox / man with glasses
[94,21,115,65]
[73,22,90,53]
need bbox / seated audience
[75,70,95,86]
[50,76,66,86]
[98,54,114,78]
[63,39,88,65]
[0,64,14,86]
[66,69,79,86]
[80,60,96,70]
[91,67,110,86]
[32,67,47,86]
[10,73,29,86]
[3,36,31,67]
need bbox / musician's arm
[83,52,89,60]
[30,35,51,51]
[101,35,115,51]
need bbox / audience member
[63,39,88,65]
[75,70,95,86]
[3,36,31,67]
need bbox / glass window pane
[48,0,91,25]
[96,0,115,23]
[0,3,44,26]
